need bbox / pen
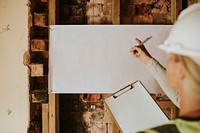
[137,36,152,46]
[130,36,152,53]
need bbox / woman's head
[158,4,200,100]
[159,4,200,59]
[166,53,200,100]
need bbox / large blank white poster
[106,81,169,133]
[49,25,171,93]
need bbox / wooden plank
[157,100,178,119]
[49,94,59,133]
[105,102,122,133]
[171,0,177,23]
[42,104,49,133]
[49,0,59,133]
[112,0,120,24]
[49,0,56,25]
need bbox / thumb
[135,38,142,45]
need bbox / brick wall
[120,0,172,24]
[59,0,112,24]
[28,0,114,132]
[59,94,87,132]
[188,0,200,5]
[28,0,48,133]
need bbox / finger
[135,53,140,58]
[131,50,139,56]
[131,46,141,53]
[130,47,137,54]
[131,46,140,51]
[130,47,135,51]
[135,38,142,44]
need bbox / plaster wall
[0,0,29,132]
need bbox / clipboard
[105,81,169,133]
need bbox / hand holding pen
[130,37,152,64]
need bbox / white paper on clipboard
[105,81,169,133]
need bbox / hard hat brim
[158,43,200,58]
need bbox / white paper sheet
[106,81,169,133]
[49,25,172,93]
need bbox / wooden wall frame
[112,0,120,24]
[42,104,49,133]
[45,1,178,133]
[171,0,177,23]
[43,0,60,133]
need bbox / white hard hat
[159,4,200,65]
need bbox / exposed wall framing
[27,0,200,132]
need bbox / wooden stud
[42,104,49,133]
[105,102,122,133]
[157,100,178,119]
[112,0,120,24]
[49,94,59,133]
[49,0,59,133]
[171,0,177,23]
[49,0,56,25]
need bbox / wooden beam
[49,94,59,133]
[112,0,120,24]
[157,100,178,119]
[105,102,122,133]
[49,0,56,25]
[48,0,59,133]
[42,104,49,133]
[171,0,177,23]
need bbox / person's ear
[177,62,186,81]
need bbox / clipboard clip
[112,80,139,99]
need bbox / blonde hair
[175,54,200,100]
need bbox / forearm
[146,58,180,108]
